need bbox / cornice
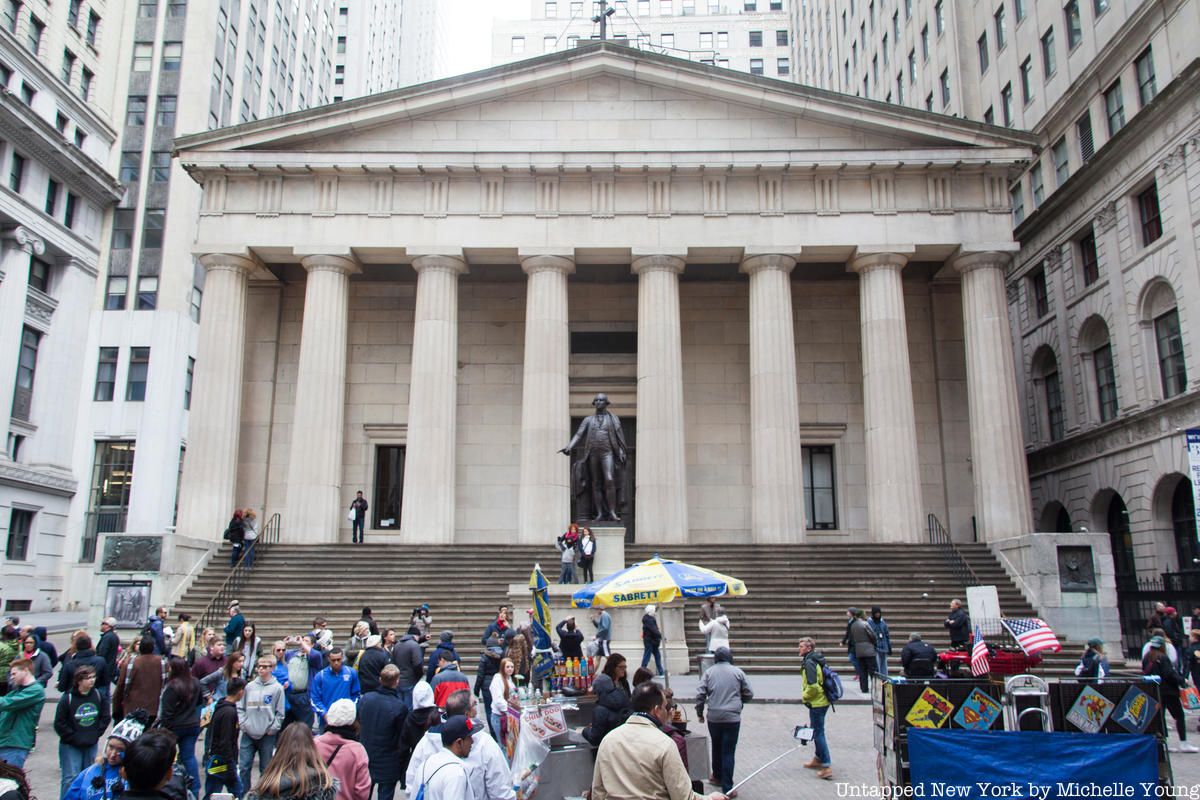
[0,36,117,141]
[0,460,77,496]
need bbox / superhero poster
[905,687,955,729]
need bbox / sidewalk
[4,610,89,635]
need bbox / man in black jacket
[58,635,108,693]
[900,633,938,678]
[96,618,120,695]
[359,665,408,800]
[391,628,424,710]
[203,676,244,798]
[943,599,970,650]
[357,635,391,694]
[557,617,585,660]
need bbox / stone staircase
[175,540,1081,676]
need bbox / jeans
[352,517,365,542]
[238,733,276,792]
[284,690,313,729]
[0,747,28,768]
[559,562,575,584]
[203,767,242,800]
[59,743,97,799]
[172,725,202,794]
[373,781,397,800]
[707,721,740,793]
[641,642,663,675]
[398,687,413,713]
[810,704,830,767]
[876,652,889,677]
[230,543,243,566]
[242,541,255,568]
[490,712,504,744]
[846,650,860,682]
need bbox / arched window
[1107,493,1136,582]
[1078,315,1118,424]
[1031,345,1066,441]
[1172,479,1199,572]
[1056,505,1072,533]
[1141,281,1187,399]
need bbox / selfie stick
[727,743,805,794]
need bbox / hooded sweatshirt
[694,648,753,724]
[54,687,111,747]
[239,674,285,739]
[0,680,46,750]
[63,761,123,800]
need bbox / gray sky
[444,0,529,74]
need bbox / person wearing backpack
[284,645,315,730]
[112,638,165,724]
[798,636,834,781]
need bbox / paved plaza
[21,689,1200,800]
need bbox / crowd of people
[0,595,846,800]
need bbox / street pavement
[20,683,1200,800]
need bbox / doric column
[952,251,1034,539]
[632,254,688,543]
[284,254,360,543]
[518,254,574,544]
[400,254,467,543]
[0,227,44,447]
[177,253,254,541]
[741,254,806,542]
[849,252,924,542]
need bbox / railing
[80,509,128,563]
[927,513,981,588]
[199,513,280,631]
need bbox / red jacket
[430,666,470,709]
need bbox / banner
[1187,428,1200,555]
[908,729,1158,797]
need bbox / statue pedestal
[589,526,626,581]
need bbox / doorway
[569,415,636,542]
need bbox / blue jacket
[272,662,291,711]
[148,617,166,656]
[424,643,460,683]
[358,686,407,784]
[63,761,123,800]
[868,617,892,655]
[310,665,361,719]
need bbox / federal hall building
[173,43,1040,550]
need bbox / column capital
[631,254,686,276]
[740,254,796,275]
[198,253,258,276]
[520,254,575,276]
[848,252,909,274]
[950,250,1013,274]
[412,254,468,276]
[1,225,45,255]
[299,253,361,276]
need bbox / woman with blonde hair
[243,508,259,567]
[246,721,336,800]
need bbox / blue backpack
[821,663,844,705]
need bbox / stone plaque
[102,536,163,573]
[1058,545,1097,592]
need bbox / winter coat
[59,648,108,692]
[205,698,239,763]
[694,652,753,723]
[26,649,53,686]
[191,653,226,682]
[239,674,285,740]
[398,705,440,785]
[244,768,336,800]
[944,607,971,644]
[147,617,167,656]
[429,666,469,709]
[358,686,407,785]
[113,654,166,720]
[345,635,370,665]
[95,630,120,683]
[390,635,424,689]
[314,732,372,800]
[868,617,892,655]
[1163,616,1185,648]
[699,615,731,652]
[800,651,830,709]
[584,673,631,745]
[900,640,938,678]
[32,626,58,666]
[54,687,111,747]
[642,614,662,647]
[310,666,361,720]
[63,761,123,800]
[356,647,391,694]
[1144,651,1183,695]
[849,618,877,658]
[235,636,263,675]
[1076,650,1110,679]
[556,621,585,660]
[423,642,460,683]
[0,640,16,684]
[158,681,203,731]
[224,613,246,647]
[0,681,46,750]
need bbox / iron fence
[199,513,280,631]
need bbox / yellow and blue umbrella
[529,564,554,685]
[570,554,748,609]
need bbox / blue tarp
[908,729,1159,798]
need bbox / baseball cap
[439,715,483,747]
[1149,635,1166,649]
[103,616,118,627]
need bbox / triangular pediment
[175,42,1034,164]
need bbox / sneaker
[816,767,834,780]
[1180,743,1199,753]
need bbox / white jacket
[700,615,730,652]
[415,749,474,800]
[405,724,515,800]
[487,673,513,718]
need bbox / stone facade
[173,43,1035,548]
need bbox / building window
[12,328,40,421]
[1041,27,1055,77]
[44,179,59,216]
[1011,183,1025,224]
[161,42,182,70]
[1044,371,1065,440]
[775,56,790,75]
[126,347,150,400]
[1138,183,1162,246]
[939,69,950,108]
[1015,0,1027,20]
[84,441,135,561]
[133,43,153,72]
[1094,344,1117,422]
[373,445,406,528]
[921,25,929,60]
[661,33,674,47]
[150,151,171,182]
[1079,228,1099,285]
[934,0,944,35]
[1052,136,1069,185]
[750,58,763,75]
[18,82,34,105]
[62,50,77,84]
[544,1,556,16]
[94,347,118,401]
[1030,267,1049,317]
[156,95,177,127]
[1001,83,1013,126]
[336,36,345,54]
[1077,111,1094,162]
[27,15,43,55]
[1064,0,1081,50]
[68,0,82,28]
[55,112,68,133]
[977,33,988,73]
[1156,308,1186,398]
[142,209,165,249]
[717,31,728,47]
[776,29,787,46]
[983,106,994,124]
[1031,162,1044,206]
[167,0,186,16]
[5,0,23,32]
[86,11,99,46]
[189,287,202,322]
[1020,57,1033,103]
[184,357,194,410]
[5,509,32,561]
[139,0,157,17]
[80,68,93,101]
[994,6,1006,49]
[8,152,25,192]
[510,36,524,54]
[28,257,49,293]
[105,276,127,310]
[908,49,915,82]
[1104,81,1124,135]
[111,210,135,250]
[1093,0,1109,15]
[136,276,158,310]
[64,193,78,229]
[749,30,762,47]
[126,96,148,126]
[661,0,674,13]
[119,151,141,182]
[802,445,837,530]
[925,92,933,111]
[744,0,756,9]
[1135,47,1156,107]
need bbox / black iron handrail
[199,513,280,631]
[927,513,981,588]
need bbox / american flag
[1001,618,1062,656]
[971,625,990,676]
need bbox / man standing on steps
[349,490,369,544]
[944,599,970,650]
